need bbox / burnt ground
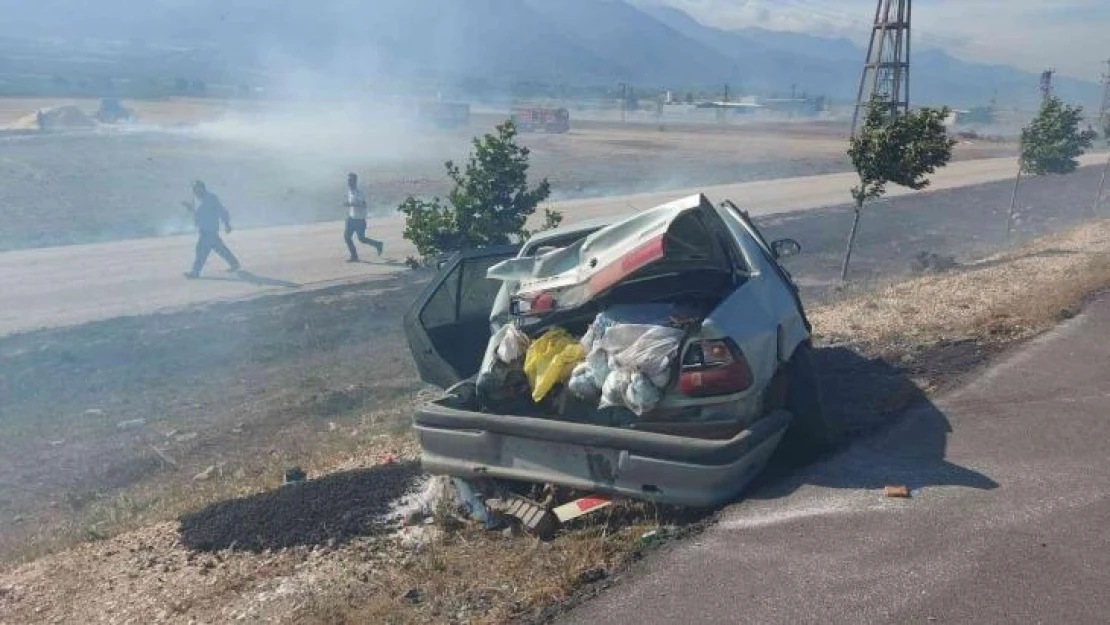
[179,461,422,553]
[0,273,429,561]
[0,162,1106,565]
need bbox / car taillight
[679,339,753,397]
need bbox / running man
[182,180,240,278]
[343,173,383,262]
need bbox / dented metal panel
[486,194,732,315]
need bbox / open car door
[404,245,520,389]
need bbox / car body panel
[415,402,792,507]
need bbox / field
[0,96,1014,251]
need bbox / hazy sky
[658,0,1110,81]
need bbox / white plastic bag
[496,324,530,363]
[599,369,632,410]
[624,371,663,415]
[568,362,600,398]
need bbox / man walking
[182,180,240,279]
[343,173,383,262]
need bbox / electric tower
[1040,69,1055,103]
[851,0,911,135]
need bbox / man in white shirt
[343,173,383,262]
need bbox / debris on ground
[487,495,559,541]
[911,251,960,274]
[193,466,218,482]
[116,418,146,431]
[179,461,421,552]
[884,485,911,498]
[282,467,307,485]
[554,495,612,523]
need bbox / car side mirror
[770,238,802,259]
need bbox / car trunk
[406,194,755,430]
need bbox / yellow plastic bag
[523,328,586,402]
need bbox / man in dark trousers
[343,173,383,262]
[182,180,240,279]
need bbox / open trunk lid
[487,193,738,319]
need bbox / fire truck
[510,107,570,134]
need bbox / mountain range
[0,0,1099,109]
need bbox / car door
[404,245,520,389]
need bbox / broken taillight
[679,339,753,397]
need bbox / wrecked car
[404,193,838,508]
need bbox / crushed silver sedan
[404,194,839,508]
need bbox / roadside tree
[1007,97,1097,235]
[399,120,560,266]
[842,96,955,281]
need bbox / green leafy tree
[399,120,559,264]
[842,96,955,280]
[1006,97,1097,235]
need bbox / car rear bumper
[414,404,792,507]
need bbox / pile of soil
[179,462,423,552]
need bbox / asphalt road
[563,296,1110,625]
[0,153,1104,336]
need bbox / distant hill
[0,0,1099,109]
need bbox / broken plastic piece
[451,478,494,527]
[488,495,559,540]
[553,494,612,523]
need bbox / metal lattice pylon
[851,0,911,135]
[1098,60,1110,130]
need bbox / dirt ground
[0,96,1014,251]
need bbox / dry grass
[811,219,1110,354]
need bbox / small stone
[84,409,106,417]
[884,485,911,498]
[116,419,146,431]
[49,440,66,447]
[175,432,198,443]
[328,422,338,432]
[193,466,217,482]
[401,588,423,604]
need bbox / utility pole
[1094,59,1110,215]
[1040,69,1055,103]
[851,0,911,135]
[618,83,627,123]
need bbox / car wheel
[776,342,841,461]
